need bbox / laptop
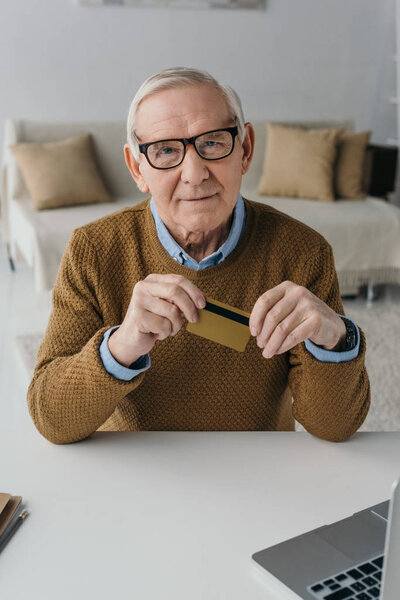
[252,478,399,600]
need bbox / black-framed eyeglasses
[138,126,239,170]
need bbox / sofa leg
[6,243,15,272]
[366,282,376,305]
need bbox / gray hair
[126,67,245,161]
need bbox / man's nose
[180,144,209,186]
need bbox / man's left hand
[249,281,346,358]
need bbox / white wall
[0,0,396,165]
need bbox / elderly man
[28,67,369,444]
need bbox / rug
[14,333,43,380]
[342,301,400,431]
[14,303,400,431]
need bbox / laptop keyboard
[307,554,384,599]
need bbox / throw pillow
[257,123,342,202]
[10,133,112,210]
[335,130,371,199]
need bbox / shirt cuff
[304,315,360,363]
[99,326,151,381]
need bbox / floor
[1,230,399,437]
[0,238,52,434]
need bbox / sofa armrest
[1,119,25,249]
[363,143,398,199]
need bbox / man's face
[125,84,253,236]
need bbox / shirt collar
[150,194,246,270]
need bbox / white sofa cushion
[241,188,400,292]
[9,195,142,291]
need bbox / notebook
[0,493,22,541]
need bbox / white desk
[0,430,399,600]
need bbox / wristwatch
[340,316,357,351]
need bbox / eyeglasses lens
[195,130,233,160]
[147,140,184,169]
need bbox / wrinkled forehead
[135,84,234,143]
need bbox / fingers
[137,308,176,341]
[123,274,207,348]
[139,297,183,337]
[145,274,205,312]
[250,282,320,358]
[249,283,287,336]
[261,310,305,358]
[255,295,299,350]
[134,275,205,323]
[271,319,314,356]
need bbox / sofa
[2,118,400,294]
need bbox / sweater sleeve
[27,230,145,445]
[288,242,370,442]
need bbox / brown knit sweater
[27,198,370,444]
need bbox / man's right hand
[107,274,206,367]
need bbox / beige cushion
[10,133,112,210]
[335,130,371,199]
[257,123,341,202]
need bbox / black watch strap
[340,316,357,351]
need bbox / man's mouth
[181,193,216,201]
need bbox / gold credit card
[186,297,251,352]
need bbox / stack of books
[0,493,28,552]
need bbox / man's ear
[240,122,255,175]
[124,144,150,194]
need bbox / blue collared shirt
[149,195,246,269]
[100,195,360,380]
